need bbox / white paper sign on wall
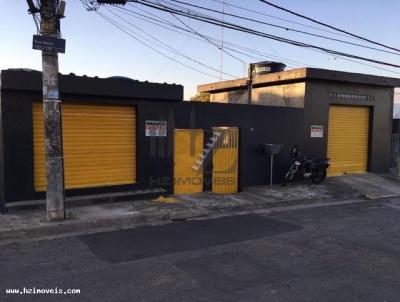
[311,125,324,138]
[145,120,167,137]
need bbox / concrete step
[4,188,167,211]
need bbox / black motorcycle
[283,145,330,185]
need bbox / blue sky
[1,0,400,99]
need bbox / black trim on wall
[367,106,374,172]
[0,89,5,210]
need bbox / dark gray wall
[1,91,37,203]
[136,102,304,193]
[304,80,394,173]
[0,92,304,202]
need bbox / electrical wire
[118,3,400,75]
[153,0,246,65]
[258,0,400,53]
[129,3,399,75]
[162,0,400,57]
[131,0,400,69]
[208,0,360,41]
[32,14,40,34]
[83,0,239,80]
[97,11,226,80]
[86,0,400,77]
[117,5,313,67]
[104,6,239,78]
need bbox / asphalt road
[1,199,400,302]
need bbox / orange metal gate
[212,127,239,194]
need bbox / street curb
[5,188,167,211]
[0,191,363,244]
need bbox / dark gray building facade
[0,68,399,207]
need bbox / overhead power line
[91,7,235,80]
[118,5,278,65]
[154,0,246,65]
[208,0,359,41]
[118,5,315,68]
[258,0,400,53]
[131,0,400,69]
[127,3,400,75]
[104,5,239,78]
[163,0,400,57]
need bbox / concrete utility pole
[40,0,66,221]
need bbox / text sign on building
[311,125,324,138]
[330,92,374,101]
[145,121,167,137]
[32,35,66,53]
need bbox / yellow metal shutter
[173,129,204,194]
[33,103,136,191]
[327,105,369,176]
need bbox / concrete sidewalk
[0,173,399,244]
[335,173,400,199]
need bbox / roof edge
[0,69,184,101]
[198,67,400,93]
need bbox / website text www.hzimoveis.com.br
[5,287,81,296]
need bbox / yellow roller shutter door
[327,105,369,176]
[33,103,136,191]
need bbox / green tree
[190,93,210,102]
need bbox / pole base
[47,210,65,222]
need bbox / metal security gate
[212,127,239,194]
[327,105,370,176]
[173,129,204,194]
[33,103,136,191]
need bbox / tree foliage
[190,93,210,102]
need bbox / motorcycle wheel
[311,168,326,184]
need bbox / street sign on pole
[33,35,66,53]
